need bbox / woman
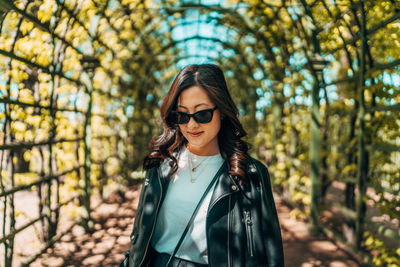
[123,64,284,267]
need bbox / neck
[186,144,220,156]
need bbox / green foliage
[1,0,399,265]
[364,232,400,267]
[239,1,400,265]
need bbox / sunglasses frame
[170,106,218,124]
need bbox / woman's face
[176,85,221,156]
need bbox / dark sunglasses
[170,107,218,124]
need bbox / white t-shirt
[151,145,224,264]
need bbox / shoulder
[144,165,159,181]
[245,154,270,177]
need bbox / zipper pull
[245,210,252,225]
[244,210,254,257]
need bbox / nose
[187,116,199,128]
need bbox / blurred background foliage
[0,0,399,266]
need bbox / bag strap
[166,161,227,267]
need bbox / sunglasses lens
[194,110,212,123]
[171,108,216,124]
[176,112,190,124]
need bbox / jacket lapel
[207,161,240,214]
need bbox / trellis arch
[1,0,399,266]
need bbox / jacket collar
[207,160,240,212]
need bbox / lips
[188,131,203,137]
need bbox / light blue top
[151,145,224,264]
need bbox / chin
[188,141,208,148]
[188,141,204,147]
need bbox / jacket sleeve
[131,172,148,232]
[255,160,285,267]
[127,167,154,262]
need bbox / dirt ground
[26,185,362,267]
[277,201,360,267]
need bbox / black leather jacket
[127,155,284,267]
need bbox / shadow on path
[31,185,141,267]
[277,197,361,267]
[32,185,362,267]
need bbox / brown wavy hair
[142,64,250,184]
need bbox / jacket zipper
[227,194,232,267]
[135,178,150,229]
[244,210,254,257]
[138,168,163,266]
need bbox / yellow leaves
[55,116,77,140]
[39,82,50,99]
[11,121,27,142]
[64,0,77,10]
[14,172,38,187]
[115,108,127,123]
[35,125,50,142]
[364,232,374,246]
[14,30,52,66]
[19,89,35,104]
[56,94,69,107]
[38,0,55,23]
[14,210,27,219]
[24,130,33,142]
[130,170,146,179]
[100,30,119,49]
[98,17,109,34]
[123,20,132,30]
[1,170,9,186]
[10,68,28,83]
[120,29,134,40]
[56,151,76,172]
[65,205,87,220]
[71,27,87,48]
[276,162,286,171]
[118,48,131,60]
[58,84,76,94]
[105,157,120,176]
[38,73,51,83]
[26,115,41,128]
[93,70,108,90]
[78,145,85,165]
[289,208,307,221]
[121,0,136,4]
[36,50,52,66]
[341,164,357,175]
[263,7,275,19]
[344,98,354,107]
[20,20,34,35]
[23,150,31,162]
[364,231,400,266]
[276,143,285,151]
[80,0,95,13]
[63,55,82,74]
[3,11,19,32]
[10,107,26,121]
[59,172,79,203]
[54,17,69,36]
[114,17,125,29]
[12,120,26,132]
